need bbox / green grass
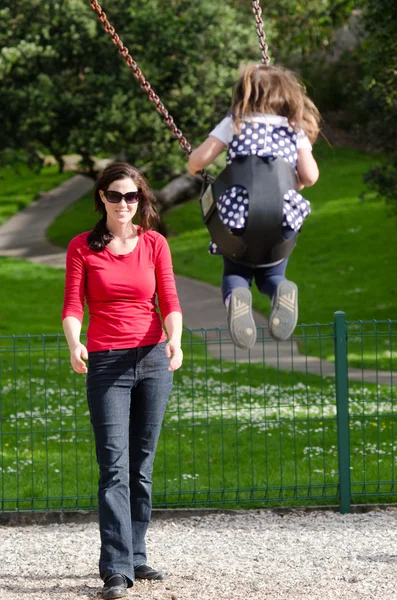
[9,145,397,369]
[2,149,396,510]
[163,144,396,323]
[47,190,97,248]
[162,144,397,370]
[1,337,396,510]
[0,258,88,336]
[0,163,73,227]
[3,144,397,372]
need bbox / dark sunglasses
[104,190,140,204]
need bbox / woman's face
[99,177,139,226]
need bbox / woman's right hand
[69,343,88,374]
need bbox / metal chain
[89,0,192,156]
[251,0,270,65]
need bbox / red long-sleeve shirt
[62,230,182,352]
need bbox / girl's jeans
[86,342,173,585]
[221,256,288,302]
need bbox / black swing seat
[200,154,299,268]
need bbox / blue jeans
[221,256,289,302]
[86,342,173,586]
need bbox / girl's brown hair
[87,162,160,252]
[231,64,320,143]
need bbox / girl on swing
[188,63,320,350]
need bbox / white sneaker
[269,281,298,341]
[227,288,257,350]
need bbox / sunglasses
[104,190,140,204]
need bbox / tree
[359,0,397,210]
[1,1,364,177]
[259,0,361,60]
[0,0,260,178]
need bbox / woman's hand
[69,343,88,374]
[165,340,183,371]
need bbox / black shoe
[102,574,128,599]
[134,564,166,581]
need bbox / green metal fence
[0,312,396,513]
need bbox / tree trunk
[154,172,203,237]
[154,173,203,210]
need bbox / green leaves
[1,0,261,176]
[358,0,397,207]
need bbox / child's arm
[296,148,319,189]
[188,136,226,175]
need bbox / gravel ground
[1,509,397,600]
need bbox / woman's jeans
[86,342,173,586]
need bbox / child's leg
[222,257,257,350]
[222,256,253,302]
[254,259,288,300]
[255,259,298,341]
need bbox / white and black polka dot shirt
[208,114,312,254]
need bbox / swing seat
[200,155,299,268]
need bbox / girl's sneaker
[269,280,298,341]
[227,287,257,349]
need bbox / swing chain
[89,0,192,155]
[89,0,267,186]
[251,1,270,65]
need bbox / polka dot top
[207,114,312,255]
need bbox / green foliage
[265,0,362,60]
[1,1,365,180]
[359,0,397,208]
[0,0,259,177]
[298,52,367,128]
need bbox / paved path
[0,175,93,268]
[0,175,395,384]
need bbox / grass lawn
[1,147,396,509]
[47,190,96,248]
[0,260,394,510]
[19,144,397,370]
[0,162,73,227]
[0,258,88,336]
[163,144,397,323]
[161,144,397,370]
[1,334,396,510]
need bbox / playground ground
[1,508,397,600]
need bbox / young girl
[188,64,320,349]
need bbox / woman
[62,163,183,599]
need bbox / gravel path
[1,509,397,600]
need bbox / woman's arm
[188,136,226,175]
[296,148,319,188]
[164,311,183,372]
[62,316,88,374]
[62,238,87,374]
[154,235,183,371]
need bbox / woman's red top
[62,230,182,352]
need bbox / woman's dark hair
[87,162,160,252]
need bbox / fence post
[334,311,351,514]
